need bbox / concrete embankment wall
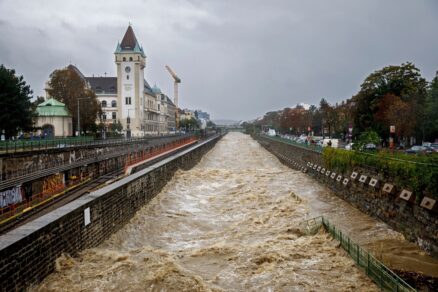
[0,135,221,291]
[254,134,438,258]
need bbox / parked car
[405,145,434,154]
[422,142,432,147]
[430,143,438,152]
[364,143,377,150]
[345,143,354,151]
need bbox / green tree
[180,117,199,130]
[0,65,34,138]
[352,62,427,140]
[353,130,380,150]
[320,98,338,138]
[425,72,438,140]
[31,96,45,113]
[47,66,101,135]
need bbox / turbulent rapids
[36,132,380,291]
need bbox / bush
[323,147,438,200]
[353,130,380,150]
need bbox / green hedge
[323,148,438,200]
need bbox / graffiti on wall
[0,186,23,208]
[42,174,65,195]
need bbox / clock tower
[115,25,146,137]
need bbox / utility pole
[77,99,80,137]
[77,98,88,137]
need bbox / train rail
[0,137,200,235]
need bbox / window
[112,112,116,120]
[158,104,160,111]
[129,57,133,61]
[111,100,117,107]
[125,97,132,105]
[101,100,107,107]
[127,75,129,80]
[102,113,107,120]
[123,57,126,61]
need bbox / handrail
[302,216,416,292]
[0,134,190,154]
[260,133,438,168]
[258,134,323,153]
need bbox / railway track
[0,137,200,235]
[0,168,124,235]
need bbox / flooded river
[36,132,437,291]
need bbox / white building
[35,98,73,137]
[53,25,177,137]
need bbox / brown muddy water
[35,132,437,291]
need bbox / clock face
[125,66,131,73]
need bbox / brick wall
[0,135,220,291]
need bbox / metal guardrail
[302,216,416,292]
[0,135,194,188]
[0,134,187,154]
[260,133,438,168]
[259,134,323,153]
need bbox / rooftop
[85,77,117,94]
[37,98,71,117]
[115,25,145,57]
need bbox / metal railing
[259,134,323,153]
[302,216,416,292]
[0,134,187,154]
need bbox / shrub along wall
[323,148,438,201]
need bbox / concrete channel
[0,134,222,291]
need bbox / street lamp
[77,97,89,137]
[126,108,134,138]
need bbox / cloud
[0,0,437,120]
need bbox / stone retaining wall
[255,134,438,258]
[0,135,221,291]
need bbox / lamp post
[126,108,134,139]
[77,97,89,137]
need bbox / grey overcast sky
[1,0,438,121]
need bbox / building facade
[47,25,177,137]
[35,98,73,137]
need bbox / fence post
[356,245,359,263]
[367,253,370,275]
[340,231,343,247]
[379,264,383,289]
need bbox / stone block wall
[254,135,438,258]
[0,135,220,291]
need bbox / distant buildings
[195,110,210,121]
[180,109,210,121]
